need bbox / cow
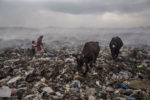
[76,41,100,75]
[109,36,123,60]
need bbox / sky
[0,0,150,28]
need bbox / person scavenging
[37,35,43,51]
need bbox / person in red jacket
[37,35,43,51]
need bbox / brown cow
[76,41,100,75]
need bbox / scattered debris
[0,45,150,99]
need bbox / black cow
[109,36,123,60]
[76,41,100,75]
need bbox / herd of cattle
[75,36,123,75]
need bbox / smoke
[0,27,150,50]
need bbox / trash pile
[0,45,150,100]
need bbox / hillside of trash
[0,45,150,100]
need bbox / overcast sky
[0,0,150,28]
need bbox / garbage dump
[0,45,150,100]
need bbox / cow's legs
[92,54,96,63]
[83,63,89,76]
[116,50,119,58]
[111,49,119,60]
[94,54,98,63]
[111,50,116,59]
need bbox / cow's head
[110,42,119,60]
[73,54,84,70]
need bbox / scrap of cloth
[0,86,11,97]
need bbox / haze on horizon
[0,0,150,28]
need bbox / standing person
[32,40,36,56]
[37,35,43,51]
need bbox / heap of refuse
[0,45,150,100]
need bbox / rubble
[0,45,150,100]
[7,76,22,84]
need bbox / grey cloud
[1,0,150,15]
[43,0,150,14]
[0,1,41,26]
[0,0,150,27]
